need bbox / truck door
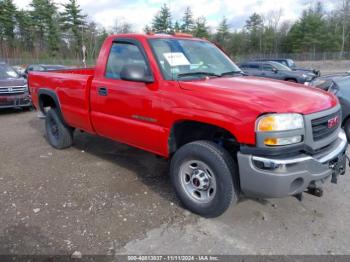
[90,39,167,156]
[262,63,280,80]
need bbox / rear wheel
[45,109,73,149]
[170,141,237,218]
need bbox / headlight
[257,113,304,132]
[257,114,304,146]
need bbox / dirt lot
[1,109,350,255]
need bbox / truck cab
[29,34,348,217]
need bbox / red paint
[29,34,339,158]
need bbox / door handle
[98,87,108,96]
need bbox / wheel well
[285,78,297,82]
[169,121,239,155]
[342,115,350,127]
[39,94,57,114]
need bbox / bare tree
[112,18,134,34]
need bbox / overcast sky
[13,0,337,32]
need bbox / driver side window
[105,42,149,80]
[263,64,274,71]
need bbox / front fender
[169,107,256,145]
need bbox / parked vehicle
[254,58,321,76]
[0,62,31,109]
[24,64,69,78]
[12,65,26,75]
[240,61,317,84]
[29,34,347,217]
[310,72,350,140]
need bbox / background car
[240,61,316,84]
[310,72,350,140]
[0,62,31,109]
[24,64,69,78]
[254,58,321,76]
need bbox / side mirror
[272,68,278,73]
[120,64,154,83]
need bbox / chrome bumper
[252,130,348,166]
[237,130,348,198]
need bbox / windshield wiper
[177,72,220,78]
[220,70,246,77]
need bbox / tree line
[1,0,350,63]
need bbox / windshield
[149,38,242,80]
[287,59,296,68]
[269,61,292,71]
[335,76,350,89]
[0,64,20,79]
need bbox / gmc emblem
[328,115,339,129]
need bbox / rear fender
[38,88,66,124]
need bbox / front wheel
[170,141,238,218]
[45,109,74,149]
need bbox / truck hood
[0,78,26,87]
[178,76,337,115]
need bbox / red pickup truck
[29,33,348,217]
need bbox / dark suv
[254,58,320,76]
[310,73,350,141]
[240,61,316,84]
[0,62,31,109]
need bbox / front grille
[311,111,340,141]
[0,86,27,95]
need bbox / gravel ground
[297,60,350,75]
[0,109,350,255]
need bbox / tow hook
[305,181,323,198]
[306,187,323,197]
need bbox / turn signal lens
[264,136,303,146]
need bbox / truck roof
[106,33,206,42]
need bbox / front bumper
[0,94,32,109]
[237,130,348,198]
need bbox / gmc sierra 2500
[29,33,348,217]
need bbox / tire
[286,79,297,83]
[344,118,350,143]
[45,109,73,149]
[170,140,238,218]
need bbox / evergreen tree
[193,17,209,38]
[245,13,264,52]
[286,2,329,54]
[152,4,172,33]
[181,7,194,33]
[30,0,60,56]
[174,21,181,32]
[61,0,87,58]
[16,10,34,52]
[215,17,230,46]
[0,0,17,50]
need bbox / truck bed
[29,68,96,133]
